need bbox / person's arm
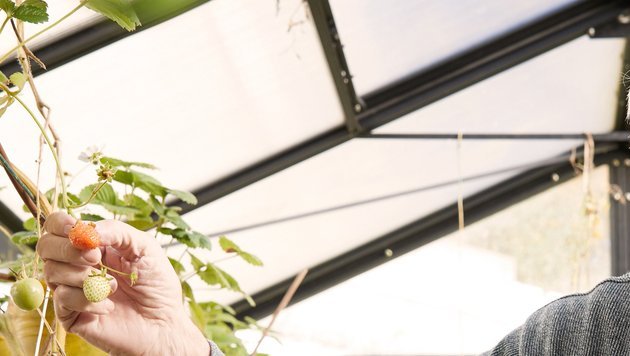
[483,274,630,355]
[38,212,216,356]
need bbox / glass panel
[330,0,582,94]
[0,0,343,215]
[376,36,624,134]
[176,136,590,304]
[236,165,611,355]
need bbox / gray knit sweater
[483,273,630,355]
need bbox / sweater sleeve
[482,274,630,356]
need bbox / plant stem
[69,180,107,208]
[0,83,70,212]
[98,262,131,277]
[0,2,86,64]
[0,17,9,35]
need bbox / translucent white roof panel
[376,36,623,134]
[0,0,343,215]
[235,165,611,355]
[178,137,586,304]
[330,0,581,94]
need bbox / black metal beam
[307,0,362,134]
[609,39,630,276]
[232,144,622,320]
[0,199,21,233]
[361,131,630,142]
[360,0,627,125]
[0,0,211,76]
[172,0,627,214]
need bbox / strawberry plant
[0,1,265,355]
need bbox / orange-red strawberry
[68,221,100,250]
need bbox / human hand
[37,212,210,356]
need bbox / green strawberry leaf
[85,0,140,31]
[13,0,48,24]
[219,236,263,266]
[80,213,105,221]
[22,217,36,231]
[125,218,155,230]
[100,156,156,169]
[0,0,15,14]
[79,183,116,205]
[11,231,37,245]
[168,189,197,205]
[9,72,26,91]
[0,71,8,84]
[168,257,185,275]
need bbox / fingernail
[63,225,72,235]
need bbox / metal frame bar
[172,0,627,214]
[307,0,362,134]
[609,39,630,276]
[360,132,630,142]
[232,144,622,319]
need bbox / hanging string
[457,131,465,231]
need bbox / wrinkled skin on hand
[37,212,209,356]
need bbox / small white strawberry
[83,269,112,303]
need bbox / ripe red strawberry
[83,270,112,303]
[68,221,100,250]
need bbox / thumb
[95,220,157,261]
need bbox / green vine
[0,1,265,355]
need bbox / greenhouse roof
[0,0,629,322]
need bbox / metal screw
[384,249,393,258]
[354,103,362,113]
[340,70,347,77]
[588,27,596,37]
[614,159,621,167]
[615,192,623,201]
[624,158,630,167]
[343,78,349,84]
[625,192,630,201]
[619,12,630,24]
[551,173,560,182]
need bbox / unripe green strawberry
[83,271,112,303]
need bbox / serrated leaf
[189,300,206,329]
[22,217,36,231]
[239,251,263,266]
[11,231,37,245]
[113,170,166,196]
[124,194,153,215]
[13,0,48,24]
[100,202,141,216]
[79,183,116,205]
[126,219,155,230]
[85,0,140,31]
[168,189,197,205]
[80,213,104,222]
[188,253,204,271]
[164,209,189,230]
[219,236,239,253]
[9,72,25,90]
[181,281,194,301]
[168,257,185,275]
[113,170,133,185]
[219,236,262,266]
[101,156,156,169]
[0,0,14,14]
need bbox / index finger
[44,212,76,236]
